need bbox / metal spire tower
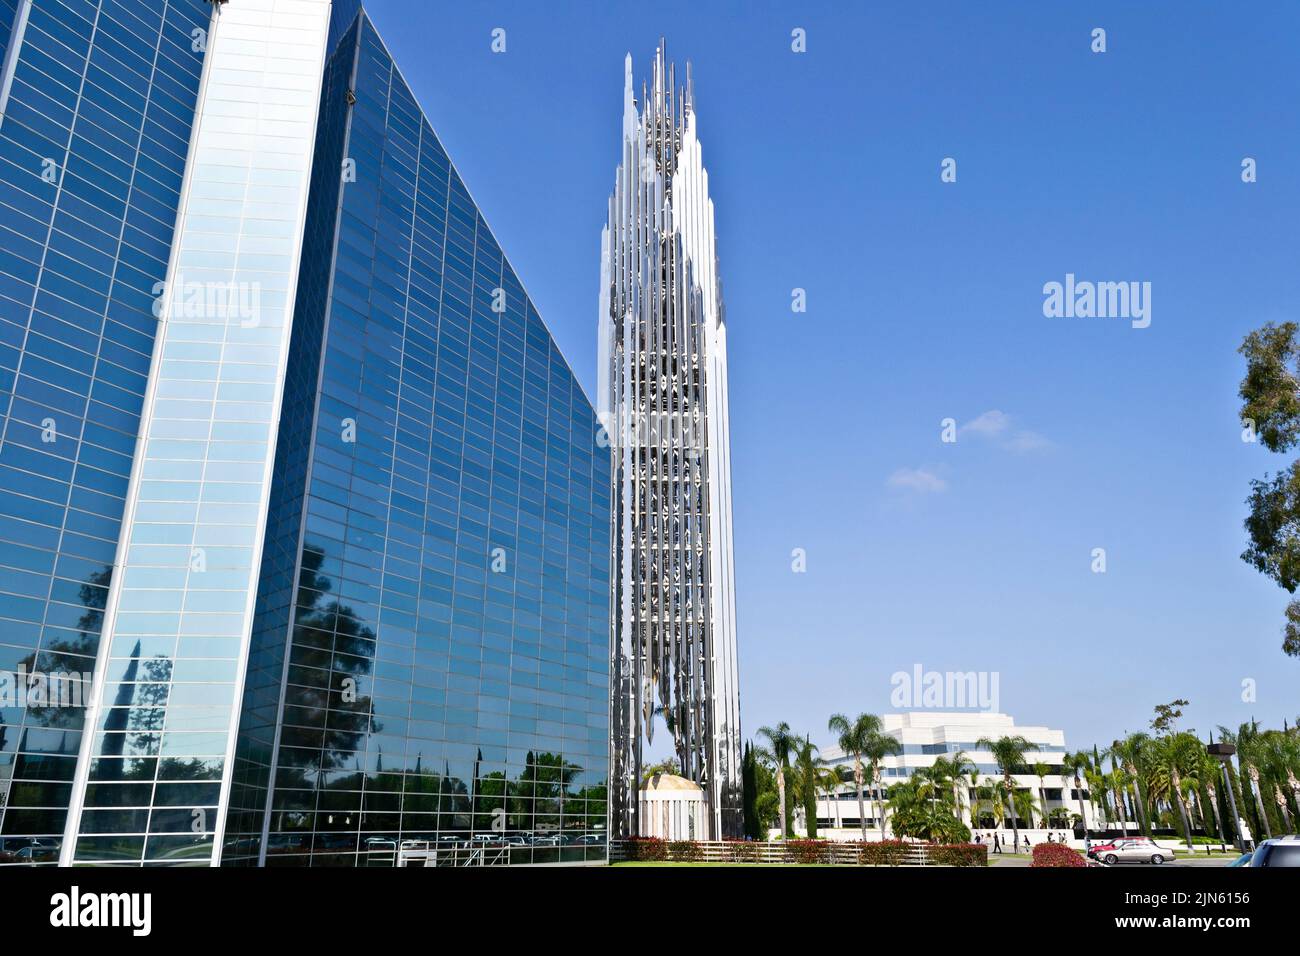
[598,42,742,839]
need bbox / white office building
[815,712,1101,840]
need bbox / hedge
[1031,842,1086,867]
[667,840,701,862]
[857,839,912,866]
[927,843,988,867]
[726,840,759,863]
[623,837,667,861]
[784,839,829,864]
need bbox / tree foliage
[1239,321,1300,656]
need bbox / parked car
[1248,835,1300,867]
[1091,837,1172,865]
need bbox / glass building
[0,0,610,867]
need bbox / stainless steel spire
[598,41,742,839]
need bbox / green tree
[977,735,1032,852]
[863,728,903,838]
[1062,750,1094,834]
[792,736,821,838]
[1238,321,1300,656]
[1032,760,1052,828]
[931,751,977,823]
[756,722,796,839]
[827,712,884,842]
[741,742,762,839]
[641,757,678,784]
[1110,733,1153,835]
[886,779,971,843]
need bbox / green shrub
[1031,842,1086,868]
[667,840,701,862]
[623,837,667,862]
[726,840,759,863]
[928,843,988,867]
[857,839,911,866]
[785,839,829,864]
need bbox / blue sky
[368,0,1300,754]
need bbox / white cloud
[960,409,1011,438]
[887,467,948,494]
[961,409,1051,453]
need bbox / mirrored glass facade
[0,0,209,864]
[0,0,610,867]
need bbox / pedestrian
[993,833,1002,854]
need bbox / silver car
[1098,838,1171,865]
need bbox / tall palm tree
[817,763,851,830]
[1217,724,1256,842]
[863,728,903,839]
[1105,764,1131,835]
[1032,760,1052,828]
[1085,764,1112,826]
[1062,749,1093,833]
[1147,733,1198,851]
[792,736,822,838]
[1112,733,1152,835]
[1238,724,1275,840]
[1189,749,1224,843]
[828,712,883,842]
[756,722,796,839]
[978,735,1031,851]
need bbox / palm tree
[1012,788,1040,836]
[1112,733,1152,835]
[1188,748,1224,843]
[977,735,1031,852]
[932,751,977,823]
[1147,733,1198,852]
[1032,760,1051,828]
[972,776,1008,832]
[756,722,796,839]
[1062,749,1093,835]
[828,712,884,842]
[863,728,903,839]
[817,764,851,830]
[792,736,822,838]
[1103,764,1131,835]
[1238,725,1275,840]
[1085,764,1112,827]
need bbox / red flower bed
[1031,842,1086,867]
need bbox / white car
[1096,837,1172,865]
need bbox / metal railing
[610,840,976,866]
[394,841,512,867]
